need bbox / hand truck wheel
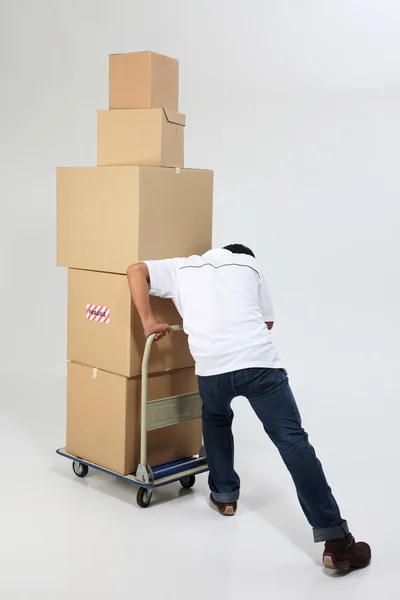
[137,487,152,508]
[72,461,89,478]
[180,475,196,489]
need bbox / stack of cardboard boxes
[57,51,214,475]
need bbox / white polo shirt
[144,249,283,377]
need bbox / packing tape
[175,167,181,174]
[93,368,98,379]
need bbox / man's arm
[126,262,172,341]
[259,272,275,329]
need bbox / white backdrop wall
[1,1,399,509]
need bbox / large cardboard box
[97,108,185,168]
[66,362,202,475]
[67,268,193,377]
[57,166,213,274]
[109,52,179,111]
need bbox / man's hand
[144,320,173,342]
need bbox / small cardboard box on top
[66,362,201,475]
[67,268,193,377]
[97,108,185,168]
[109,51,179,111]
[56,166,214,275]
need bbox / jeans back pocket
[246,368,287,394]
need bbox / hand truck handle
[140,324,184,465]
[142,324,183,378]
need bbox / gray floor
[0,375,394,600]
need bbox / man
[127,244,371,571]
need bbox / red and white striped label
[86,304,110,324]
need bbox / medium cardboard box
[109,51,179,111]
[57,166,213,274]
[67,268,193,377]
[66,362,202,475]
[97,108,185,168]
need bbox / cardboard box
[67,268,193,377]
[57,166,213,274]
[97,108,185,168]
[109,51,179,111]
[66,362,202,475]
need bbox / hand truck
[56,325,208,508]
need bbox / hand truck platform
[56,447,208,507]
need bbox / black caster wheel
[180,475,196,489]
[73,461,89,478]
[137,487,152,508]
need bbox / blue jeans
[198,368,349,543]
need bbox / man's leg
[240,368,348,542]
[198,374,240,510]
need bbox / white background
[1,1,399,598]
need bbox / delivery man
[126,244,371,571]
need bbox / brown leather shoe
[210,493,237,516]
[323,533,371,571]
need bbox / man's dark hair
[223,244,255,258]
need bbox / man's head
[223,243,255,258]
